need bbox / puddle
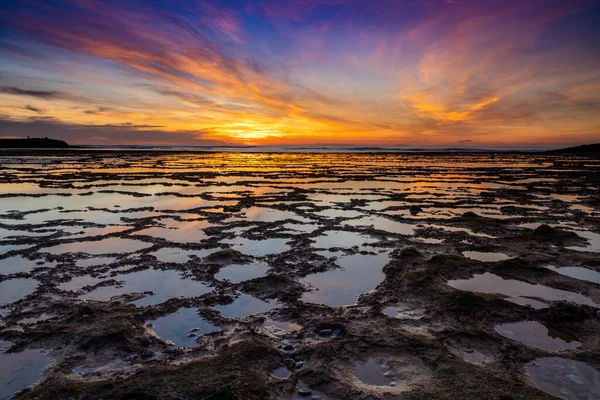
[302,253,389,307]
[59,275,106,291]
[282,223,320,234]
[214,294,279,318]
[0,257,53,275]
[215,261,269,283]
[0,340,54,400]
[354,357,392,386]
[0,229,55,240]
[462,251,511,262]
[345,216,415,235]
[494,321,581,351]
[134,220,211,242]
[313,209,364,219]
[42,237,151,255]
[353,353,431,389]
[63,225,131,239]
[151,248,217,263]
[0,244,31,255]
[147,307,220,348]
[272,366,291,379]
[222,237,290,257]
[76,257,115,268]
[525,357,600,400]
[312,230,377,249]
[0,278,38,305]
[79,269,211,306]
[237,207,309,223]
[361,200,403,211]
[545,265,600,285]
[567,231,600,253]
[448,273,599,308]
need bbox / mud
[0,151,599,399]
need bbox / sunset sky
[1,0,599,147]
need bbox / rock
[312,396,322,400]
[390,381,397,387]
[464,347,474,354]
[319,329,333,336]
[189,328,199,332]
[186,333,197,337]
[283,344,294,351]
[298,389,312,396]
[410,205,423,215]
[383,371,392,377]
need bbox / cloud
[1,86,62,99]
[23,104,44,113]
[0,0,598,147]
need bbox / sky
[0,0,599,148]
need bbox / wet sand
[0,151,599,399]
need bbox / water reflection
[214,294,279,318]
[494,321,580,351]
[222,237,290,257]
[77,257,115,268]
[0,244,31,255]
[525,357,600,400]
[312,230,377,249]
[272,366,291,379]
[43,237,150,255]
[544,265,600,285]
[151,248,217,263]
[236,207,309,223]
[215,261,269,283]
[0,340,53,400]
[0,278,38,305]
[345,216,415,235]
[313,209,364,219]
[448,273,598,308]
[134,219,212,242]
[301,253,388,307]
[0,257,53,275]
[354,357,391,386]
[148,307,220,348]
[78,269,211,306]
[567,230,600,253]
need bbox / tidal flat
[0,151,599,399]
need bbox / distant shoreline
[0,138,598,155]
[0,138,69,149]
